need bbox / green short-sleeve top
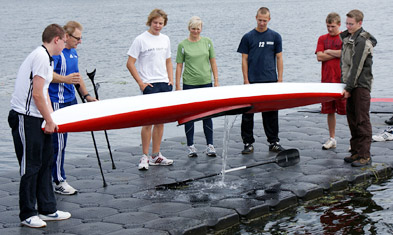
[176,37,216,85]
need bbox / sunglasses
[69,34,82,41]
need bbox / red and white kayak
[43,83,345,133]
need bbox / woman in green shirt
[175,16,219,158]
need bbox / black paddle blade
[86,68,96,80]
[275,149,300,167]
[155,172,221,190]
[155,181,191,190]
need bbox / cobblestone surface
[1,103,393,234]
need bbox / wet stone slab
[1,107,393,234]
[213,198,270,220]
[178,206,240,231]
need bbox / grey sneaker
[54,180,78,195]
[187,145,198,157]
[206,144,216,157]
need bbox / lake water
[236,178,393,234]
[1,0,393,233]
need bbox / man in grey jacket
[341,9,377,167]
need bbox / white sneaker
[187,145,198,157]
[21,215,47,228]
[149,152,173,166]
[38,210,71,221]
[322,137,337,150]
[138,154,149,170]
[372,127,393,142]
[54,180,77,195]
[206,144,217,157]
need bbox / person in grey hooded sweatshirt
[341,9,377,167]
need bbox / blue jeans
[183,83,213,146]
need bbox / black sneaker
[241,143,254,154]
[269,142,285,152]
[385,116,393,125]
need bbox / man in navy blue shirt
[237,7,285,154]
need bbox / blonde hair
[146,9,168,26]
[64,21,83,35]
[188,16,202,29]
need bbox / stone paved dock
[1,103,393,235]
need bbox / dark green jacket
[340,28,377,92]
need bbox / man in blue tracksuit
[49,21,96,195]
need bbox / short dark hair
[256,7,270,17]
[42,24,65,43]
[347,9,364,22]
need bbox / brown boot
[351,157,372,167]
[344,153,359,163]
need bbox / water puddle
[136,179,249,203]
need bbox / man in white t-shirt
[126,9,174,170]
[8,24,71,228]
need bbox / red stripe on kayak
[371,98,393,102]
[178,104,252,125]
